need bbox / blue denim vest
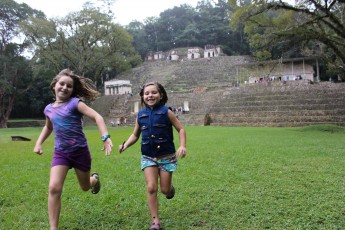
[138,104,176,157]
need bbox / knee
[48,183,63,196]
[146,183,158,195]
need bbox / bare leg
[159,170,173,196]
[48,165,69,230]
[74,169,97,191]
[144,166,160,224]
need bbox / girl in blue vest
[119,82,186,230]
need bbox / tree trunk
[0,117,8,128]
[0,93,8,128]
[0,94,14,128]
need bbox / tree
[0,0,43,128]
[195,0,243,54]
[21,4,141,86]
[157,4,197,50]
[229,0,345,79]
[126,0,249,57]
[126,20,150,59]
[142,16,160,53]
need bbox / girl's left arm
[78,101,113,156]
[168,109,186,158]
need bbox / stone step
[209,110,345,117]
[218,94,345,102]
[211,104,345,112]
[210,115,345,123]
[210,121,345,127]
[212,99,345,107]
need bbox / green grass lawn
[0,125,344,229]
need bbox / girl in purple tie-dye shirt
[34,69,113,230]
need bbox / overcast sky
[15,0,200,25]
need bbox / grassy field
[0,125,344,229]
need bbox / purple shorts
[51,146,92,172]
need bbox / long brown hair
[50,69,99,101]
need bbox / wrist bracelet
[101,134,110,142]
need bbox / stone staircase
[91,56,345,127]
[208,81,345,127]
[90,80,345,127]
[116,55,253,95]
[84,94,135,126]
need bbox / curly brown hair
[50,69,99,101]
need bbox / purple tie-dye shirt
[44,97,87,152]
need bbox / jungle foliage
[126,0,250,58]
[229,0,345,79]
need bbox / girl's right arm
[119,118,141,153]
[34,118,53,155]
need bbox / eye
[58,81,73,88]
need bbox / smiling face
[143,84,163,108]
[53,75,74,102]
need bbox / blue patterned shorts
[141,154,177,172]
